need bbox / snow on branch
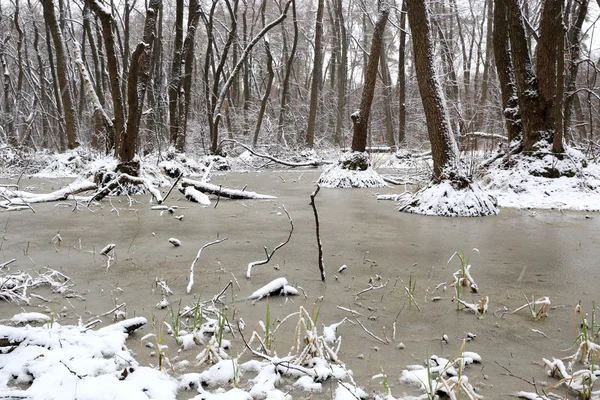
[180,178,276,200]
[187,238,228,294]
[219,139,331,167]
[89,173,162,203]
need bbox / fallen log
[180,178,276,200]
[0,181,97,207]
[219,139,332,168]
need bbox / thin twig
[187,238,228,293]
[246,206,294,278]
[355,319,388,344]
[214,185,222,208]
[309,186,325,281]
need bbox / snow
[248,277,299,300]
[0,320,178,400]
[483,146,600,211]
[398,178,499,217]
[318,163,387,188]
[183,186,212,206]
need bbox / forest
[1,0,600,399]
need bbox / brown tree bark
[503,0,557,152]
[397,0,407,145]
[493,0,521,142]
[406,0,458,180]
[252,0,274,148]
[87,0,126,155]
[332,0,346,147]
[563,0,589,142]
[41,0,79,150]
[168,0,184,148]
[121,0,161,163]
[379,44,395,148]
[177,0,201,152]
[305,0,324,148]
[350,2,390,153]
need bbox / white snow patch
[249,277,299,300]
[398,179,498,217]
[318,163,387,188]
[484,147,600,211]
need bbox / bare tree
[350,0,390,155]
[305,0,324,148]
[406,0,457,180]
[41,0,79,149]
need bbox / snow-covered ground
[2,145,600,398]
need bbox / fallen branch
[162,173,183,203]
[1,182,97,207]
[355,319,388,344]
[89,174,162,204]
[310,186,326,282]
[187,238,228,293]
[0,259,16,269]
[246,206,293,278]
[180,178,276,200]
[219,139,331,168]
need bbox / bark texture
[406,0,458,180]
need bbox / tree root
[89,173,163,204]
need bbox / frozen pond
[1,170,599,398]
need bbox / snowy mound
[0,320,178,399]
[155,149,211,178]
[317,152,387,188]
[398,178,499,217]
[484,144,600,211]
[33,150,97,178]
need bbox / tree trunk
[168,0,184,148]
[87,0,126,155]
[407,0,457,180]
[563,0,589,142]
[350,2,390,153]
[475,0,494,131]
[493,0,521,142]
[305,0,324,148]
[504,0,555,152]
[332,0,346,147]
[120,0,161,163]
[177,0,202,153]
[252,0,274,148]
[277,0,298,145]
[379,44,395,149]
[41,0,79,149]
[397,0,407,145]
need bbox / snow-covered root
[317,152,387,188]
[90,173,163,203]
[180,178,276,200]
[398,177,498,217]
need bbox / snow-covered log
[180,178,276,200]
[0,181,97,207]
[182,186,211,206]
[89,173,163,203]
[249,277,298,300]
